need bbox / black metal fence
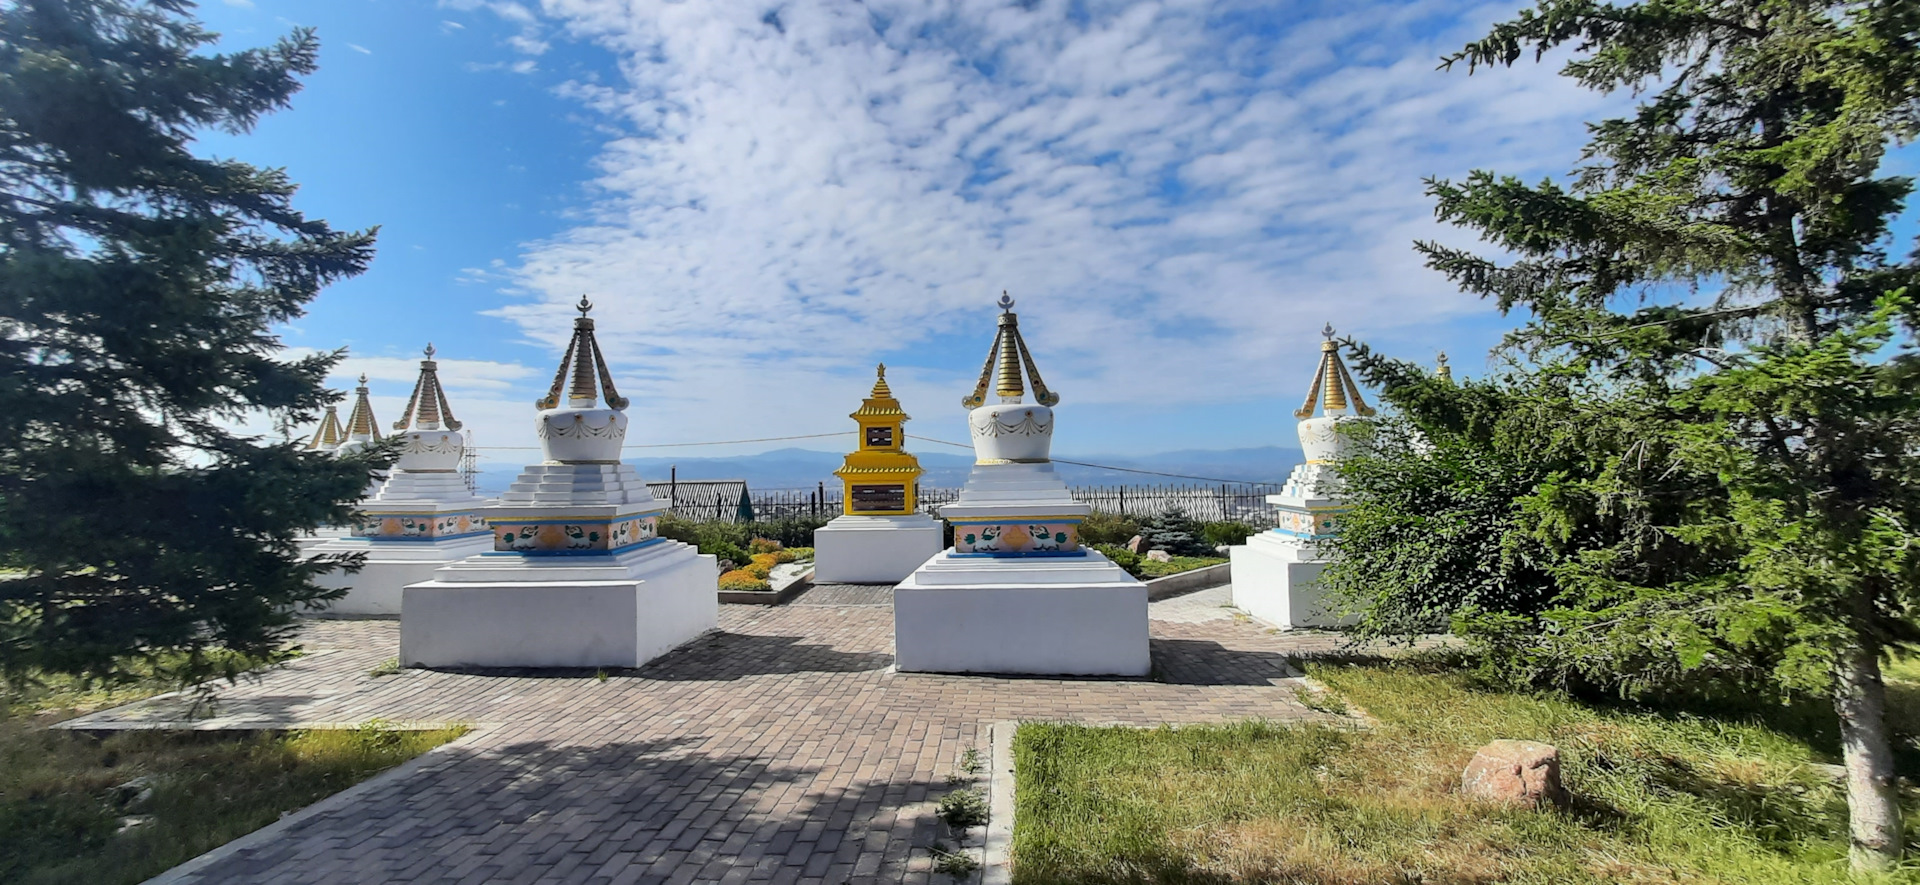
[664,482,1286,527]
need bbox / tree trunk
[1833,633,1903,872]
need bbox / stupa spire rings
[536,295,629,411]
[344,374,382,441]
[1294,324,1375,419]
[1436,351,1452,381]
[962,292,1059,409]
[306,404,346,450]
[396,341,461,432]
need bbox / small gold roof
[537,296,629,410]
[851,363,909,421]
[343,374,383,440]
[395,343,463,432]
[1295,324,1375,419]
[306,405,346,450]
[962,293,1059,408]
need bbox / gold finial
[396,341,460,431]
[1294,324,1375,419]
[344,374,382,440]
[307,404,346,449]
[537,295,628,410]
[877,362,885,378]
[965,292,1059,408]
[1436,351,1452,381]
[869,363,894,399]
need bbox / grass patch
[3,660,462,885]
[1136,555,1227,579]
[1013,664,1920,884]
[0,718,465,885]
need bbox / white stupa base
[1229,530,1358,629]
[894,550,1149,676]
[813,514,943,583]
[296,526,351,554]
[400,539,717,669]
[309,534,495,616]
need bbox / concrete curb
[1143,562,1231,600]
[141,727,491,885]
[983,720,1017,885]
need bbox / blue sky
[198,0,1637,466]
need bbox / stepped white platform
[312,465,491,616]
[400,303,717,669]
[895,546,1148,675]
[813,514,943,583]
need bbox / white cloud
[459,0,1615,451]
[222,0,254,7]
[347,43,372,55]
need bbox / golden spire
[852,363,908,421]
[962,292,1059,408]
[536,296,629,410]
[1436,351,1452,382]
[344,373,383,440]
[1294,324,1375,419]
[395,343,463,432]
[306,405,346,450]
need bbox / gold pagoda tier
[833,364,924,516]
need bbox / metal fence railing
[663,482,1286,527]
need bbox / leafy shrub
[772,549,797,564]
[656,514,833,552]
[705,540,750,567]
[718,569,769,591]
[1138,509,1213,557]
[748,537,783,555]
[785,546,815,561]
[1200,520,1256,548]
[1093,543,1144,577]
[742,561,774,579]
[1078,510,1141,546]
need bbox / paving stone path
[70,583,1362,885]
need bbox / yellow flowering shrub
[719,569,770,591]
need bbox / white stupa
[401,297,717,669]
[1228,324,1371,628]
[893,294,1149,676]
[311,347,492,615]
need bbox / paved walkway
[71,583,1361,885]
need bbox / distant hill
[472,445,1301,495]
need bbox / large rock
[1461,740,1565,808]
[1126,535,1147,555]
[1145,549,1172,563]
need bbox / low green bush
[1093,543,1143,577]
[1200,520,1255,548]
[1078,510,1141,546]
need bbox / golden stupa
[833,364,924,516]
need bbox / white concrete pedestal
[400,540,717,669]
[1229,530,1357,629]
[813,514,943,583]
[894,551,1149,676]
[311,535,493,615]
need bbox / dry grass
[1012,663,1920,884]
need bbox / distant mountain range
[472,445,1302,494]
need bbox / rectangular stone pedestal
[813,514,943,583]
[1228,531,1358,629]
[894,551,1149,676]
[312,535,494,616]
[400,540,716,669]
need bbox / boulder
[1461,740,1564,808]
[1145,550,1172,563]
[1125,535,1148,555]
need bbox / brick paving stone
[74,581,1420,884]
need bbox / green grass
[1135,555,1227,579]
[1013,663,1920,884]
[2,663,464,885]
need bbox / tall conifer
[0,1,380,687]
[1400,0,1920,868]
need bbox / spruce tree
[0,1,381,688]
[1410,0,1920,868]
